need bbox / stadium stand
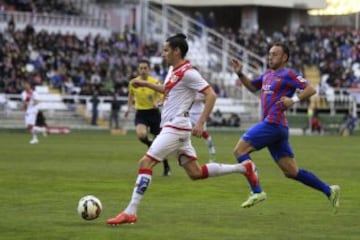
[0,1,358,131]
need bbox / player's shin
[237,154,262,193]
[124,169,152,215]
[33,126,47,134]
[139,137,152,147]
[295,168,331,196]
[203,163,246,177]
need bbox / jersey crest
[164,61,192,94]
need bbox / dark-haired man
[107,34,257,225]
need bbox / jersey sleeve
[128,80,134,96]
[251,74,264,91]
[185,69,209,92]
[287,70,309,90]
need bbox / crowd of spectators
[1,0,82,15]
[1,5,360,100]
[191,10,360,89]
[0,18,163,97]
[211,23,360,89]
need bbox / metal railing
[146,4,266,73]
[141,3,267,104]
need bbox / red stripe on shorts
[163,124,192,131]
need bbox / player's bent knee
[138,156,157,169]
[185,168,204,180]
[233,147,249,158]
[188,173,203,180]
[283,170,297,179]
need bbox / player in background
[189,92,216,162]
[125,59,171,176]
[106,33,258,225]
[190,67,216,162]
[35,110,48,137]
[21,82,46,144]
[231,42,340,212]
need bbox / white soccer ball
[77,195,102,220]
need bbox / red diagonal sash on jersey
[164,61,192,97]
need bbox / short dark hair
[138,59,150,67]
[272,42,290,62]
[166,33,189,58]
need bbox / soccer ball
[77,195,102,220]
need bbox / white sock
[31,130,38,140]
[33,126,46,133]
[124,171,152,215]
[205,136,212,147]
[205,136,216,155]
[206,163,245,177]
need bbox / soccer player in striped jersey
[231,42,340,212]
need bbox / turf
[0,130,359,240]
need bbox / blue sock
[295,169,331,197]
[237,154,262,193]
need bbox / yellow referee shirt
[129,76,163,110]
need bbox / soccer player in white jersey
[165,66,216,162]
[21,82,46,144]
[107,33,259,226]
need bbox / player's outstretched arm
[231,59,257,92]
[132,79,165,93]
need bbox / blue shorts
[242,121,294,161]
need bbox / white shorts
[146,119,197,166]
[25,106,38,126]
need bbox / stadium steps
[304,65,321,87]
[303,66,330,109]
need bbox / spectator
[109,91,122,129]
[194,11,205,36]
[227,113,241,127]
[90,91,100,126]
[339,112,357,136]
[206,11,217,29]
[210,109,225,127]
[311,111,322,135]
[35,110,48,137]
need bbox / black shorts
[135,109,161,135]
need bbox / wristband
[237,72,244,78]
[291,95,300,103]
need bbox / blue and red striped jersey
[251,68,309,127]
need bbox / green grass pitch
[0,130,359,240]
